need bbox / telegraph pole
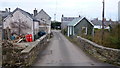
[118,22,120,40]
[102,0,105,44]
[54,14,57,29]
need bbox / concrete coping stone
[21,35,47,54]
[36,35,47,41]
[78,36,120,52]
[21,42,38,53]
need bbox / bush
[81,24,120,49]
[93,24,120,49]
[108,37,120,49]
[61,29,67,35]
[87,36,93,41]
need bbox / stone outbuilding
[34,9,51,34]
[3,8,40,40]
[67,17,94,37]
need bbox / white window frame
[70,26,72,35]
[82,27,87,35]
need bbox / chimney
[8,8,11,12]
[62,14,64,17]
[96,18,98,21]
[5,8,8,12]
[109,19,112,22]
[34,8,37,16]
[109,19,112,24]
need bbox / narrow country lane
[32,30,115,66]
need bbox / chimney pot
[8,8,11,12]
[96,18,98,21]
[62,14,64,17]
[5,8,8,12]
[34,8,37,16]
[109,19,112,21]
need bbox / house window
[82,27,87,35]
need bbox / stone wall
[2,35,49,67]
[20,35,48,66]
[77,36,120,65]
[0,43,2,67]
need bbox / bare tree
[10,20,31,35]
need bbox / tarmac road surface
[32,30,118,67]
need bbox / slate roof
[91,20,102,26]
[61,17,80,29]
[0,11,10,18]
[91,19,112,26]
[38,9,51,19]
[62,17,78,22]
[68,17,94,26]
[5,8,39,22]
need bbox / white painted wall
[94,25,102,29]
[94,25,110,29]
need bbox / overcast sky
[0,0,119,21]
